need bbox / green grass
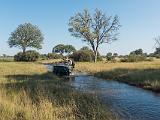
[0,62,116,120]
[76,60,160,92]
[95,68,160,92]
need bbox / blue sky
[0,0,160,55]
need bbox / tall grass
[0,57,13,62]
[76,61,160,92]
[0,62,115,120]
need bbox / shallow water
[45,65,160,120]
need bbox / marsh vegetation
[76,60,160,92]
[0,62,115,120]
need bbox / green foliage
[64,45,76,54]
[70,50,94,62]
[95,68,160,92]
[70,49,102,62]
[14,50,39,62]
[106,53,113,61]
[53,44,76,55]
[39,53,63,60]
[69,9,120,62]
[120,49,148,62]
[153,48,160,58]
[120,55,146,62]
[8,23,44,53]
[80,46,90,51]
[52,44,65,55]
[130,49,143,55]
[47,53,63,59]
[113,53,118,57]
[106,52,116,62]
[40,54,48,60]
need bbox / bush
[47,53,63,59]
[40,54,48,60]
[69,50,94,62]
[14,50,40,62]
[120,55,146,62]
[145,57,154,61]
[70,50,102,62]
[154,54,160,58]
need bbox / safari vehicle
[53,59,75,76]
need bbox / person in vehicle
[63,57,75,68]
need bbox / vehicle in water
[53,58,75,76]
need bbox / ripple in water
[68,74,160,120]
[45,65,160,120]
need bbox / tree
[80,46,90,51]
[52,44,65,55]
[113,53,118,57]
[69,9,120,62]
[8,23,44,54]
[154,36,160,55]
[106,52,113,61]
[65,45,76,54]
[154,48,160,55]
[69,50,94,62]
[130,49,143,55]
[52,44,76,55]
[2,54,7,58]
[135,49,143,55]
[155,36,160,48]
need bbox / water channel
[46,65,160,120]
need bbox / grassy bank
[0,62,115,120]
[76,61,160,92]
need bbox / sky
[0,0,160,56]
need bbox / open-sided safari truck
[53,59,75,76]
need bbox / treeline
[1,47,160,62]
[12,46,160,62]
[106,48,160,62]
[12,44,103,62]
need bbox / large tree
[8,23,44,54]
[69,9,120,62]
[130,49,143,55]
[65,45,76,54]
[80,46,90,51]
[52,44,65,55]
[155,36,160,48]
[154,36,160,55]
[52,44,76,55]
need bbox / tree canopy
[80,46,90,51]
[69,9,120,62]
[52,44,66,55]
[8,23,44,53]
[52,44,76,55]
[65,45,76,54]
[130,49,143,55]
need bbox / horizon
[1,0,160,56]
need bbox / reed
[76,60,160,92]
[0,62,115,120]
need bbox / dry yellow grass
[76,60,160,92]
[0,62,115,120]
[38,59,62,64]
[75,60,160,74]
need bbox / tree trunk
[22,47,26,54]
[94,50,98,63]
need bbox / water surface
[68,73,160,120]
[45,65,160,120]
